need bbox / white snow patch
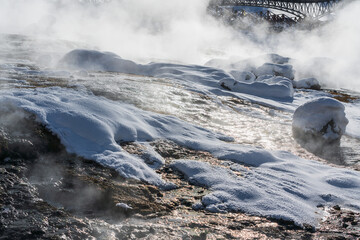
[344,101,360,139]
[228,70,255,82]
[171,157,360,226]
[116,203,133,210]
[0,87,230,188]
[254,63,295,80]
[220,76,294,99]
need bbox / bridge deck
[210,0,341,18]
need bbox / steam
[0,0,359,91]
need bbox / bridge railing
[209,0,342,19]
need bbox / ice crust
[1,87,360,226]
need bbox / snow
[292,97,349,142]
[171,157,360,226]
[59,49,142,75]
[116,203,133,210]
[294,77,321,90]
[254,63,295,80]
[0,87,230,188]
[228,70,255,82]
[1,87,359,226]
[219,75,294,99]
[59,49,302,106]
[344,101,360,138]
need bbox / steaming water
[1,33,359,168]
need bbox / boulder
[292,98,348,154]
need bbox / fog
[0,0,359,91]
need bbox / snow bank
[59,49,297,102]
[292,98,349,145]
[220,75,294,99]
[171,157,360,226]
[228,70,255,82]
[254,63,295,80]
[0,87,230,187]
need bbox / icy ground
[1,35,360,227]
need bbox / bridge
[209,0,342,19]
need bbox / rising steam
[0,0,359,90]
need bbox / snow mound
[0,87,230,187]
[171,157,360,226]
[292,97,348,144]
[229,70,255,82]
[59,49,142,74]
[254,63,295,80]
[220,75,294,99]
[294,77,321,90]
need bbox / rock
[333,205,341,211]
[294,77,321,90]
[292,98,348,155]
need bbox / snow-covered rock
[220,75,294,99]
[229,70,255,82]
[59,49,142,74]
[292,98,349,149]
[254,63,295,80]
[116,203,133,210]
[294,77,321,90]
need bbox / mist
[0,0,359,91]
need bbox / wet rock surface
[1,109,359,239]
